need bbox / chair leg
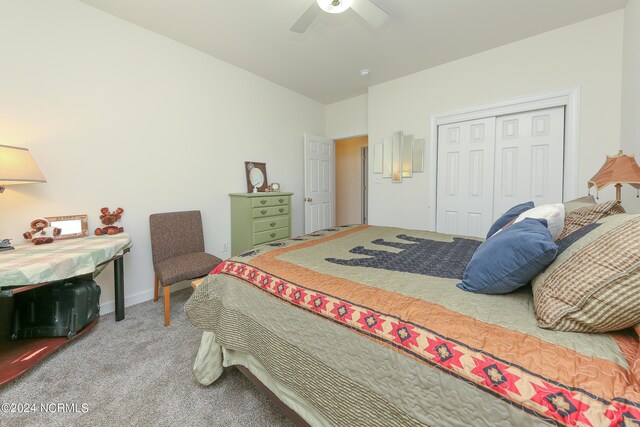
[164,285,171,327]
[154,276,159,302]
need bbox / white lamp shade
[0,144,46,187]
[317,0,353,14]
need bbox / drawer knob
[270,222,276,227]
[279,208,284,213]
[278,198,284,203]
[260,210,267,215]
[260,200,267,205]
[270,232,276,238]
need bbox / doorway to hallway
[335,135,368,226]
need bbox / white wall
[621,0,640,213]
[326,94,368,139]
[0,0,325,313]
[368,11,624,230]
[336,136,368,226]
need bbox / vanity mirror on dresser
[229,192,293,256]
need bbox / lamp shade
[317,0,353,14]
[588,151,640,190]
[588,151,640,201]
[0,144,46,192]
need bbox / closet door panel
[436,118,495,238]
[494,107,565,218]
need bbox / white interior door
[493,106,565,217]
[436,118,496,237]
[304,134,335,233]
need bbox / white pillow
[514,204,565,240]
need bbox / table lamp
[588,150,640,201]
[0,144,46,193]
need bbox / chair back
[149,210,206,266]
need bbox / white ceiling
[78,0,627,105]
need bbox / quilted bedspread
[185,225,640,427]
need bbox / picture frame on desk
[45,214,89,240]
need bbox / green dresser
[230,192,293,256]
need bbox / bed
[185,223,640,426]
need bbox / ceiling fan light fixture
[316,0,353,14]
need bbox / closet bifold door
[436,117,496,238]
[493,106,565,218]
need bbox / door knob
[305,198,313,202]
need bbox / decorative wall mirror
[391,131,403,183]
[46,214,89,240]
[379,132,426,181]
[402,134,414,178]
[413,139,425,172]
[382,137,392,178]
[244,161,269,193]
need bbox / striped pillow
[563,195,596,214]
[532,214,640,333]
[557,200,625,240]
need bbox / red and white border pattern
[216,260,638,427]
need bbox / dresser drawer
[253,216,290,233]
[252,205,289,219]
[251,197,273,208]
[271,195,289,206]
[253,227,290,246]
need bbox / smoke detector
[360,68,370,78]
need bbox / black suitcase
[11,279,101,339]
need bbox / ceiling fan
[290,0,390,33]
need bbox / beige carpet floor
[0,288,293,427]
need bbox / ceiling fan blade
[290,2,320,33]
[351,0,389,28]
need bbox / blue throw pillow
[486,201,534,238]
[457,218,558,294]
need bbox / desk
[0,234,131,386]
[0,233,132,321]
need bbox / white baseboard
[100,289,153,315]
[100,281,193,315]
